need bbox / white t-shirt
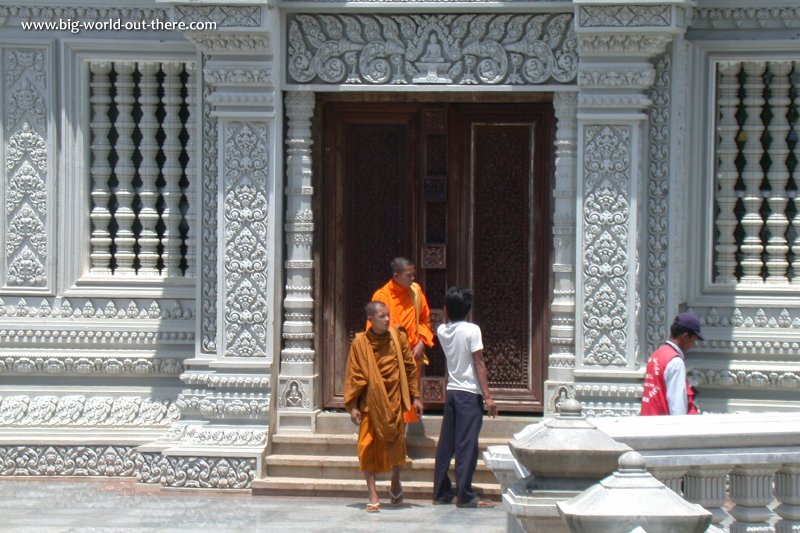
[437,321,484,395]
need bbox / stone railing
[593,412,800,532]
[487,411,800,532]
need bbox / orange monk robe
[343,327,420,473]
[370,279,435,353]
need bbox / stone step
[315,412,537,439]
[251,476,502,500]
[270,432,511,457]
[264,454,498,484]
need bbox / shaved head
[365,300,388,318]
[390,257,414,274]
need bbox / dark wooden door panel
[321,104,419,405]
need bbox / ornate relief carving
[5,48,48,288]
[578,6,672,28]
[578,34,672,57]
[137,453,256,489]
[0,395,178,426]
[547,384,574,413]
[698,307,800,329]
[0,445,139,477]
[173,5,261,28]
[693,7,800,30]
[164,424,267,446]
[0,329,192,345]
[187,34,271,54]
[200,58,218,354]
[176,391,270,418]
[582,125,631,367]
[0,6,168,26]
[278,379,309,408]
[0,297,193,319]
[203,65,271,85]
[181,373,269,389]
[223,122,270,358]
[577,65,655,89]
[580,401,640,418]
[645,52,672,353]
[0,354,183,377]
[690,368,800,389]
[287,13,577,85]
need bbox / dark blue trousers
[432,389,484,503]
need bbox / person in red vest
[640,312,704,416]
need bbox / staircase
[252,412,537,500]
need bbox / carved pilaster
[544,91,578,416]
[141,4,277,488]
[278,92,317,432]
[3,47,51,290]
[572,1,692,415]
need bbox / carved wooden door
[319,99,552,413]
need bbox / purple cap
[673,312,704,340]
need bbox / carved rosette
[287,13,577,86]
[581,125,631,367]
[4,48,48,287]
[222,122,270,358]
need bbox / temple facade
[0,0,798,488]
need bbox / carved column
[775,464,800,533]
[544,91,579,416]
[572,1,691,416]
[138,4,277,489]
[276,92,316,432]
[729,465,778,532]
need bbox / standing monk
[370,257,434,422]
[345,301,424,512]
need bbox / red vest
[640,343,698,416]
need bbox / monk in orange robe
[345,301,423,512]
[370,257,434,422]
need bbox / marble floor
[0,479,506,532]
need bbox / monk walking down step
[345,301,424,512]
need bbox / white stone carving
[0,297,193,319]
[137,453,255,489]
[223,122,270,358]
[0,395,178,426]
[5,48,47,287]
[577,64,655,89]
[112,62,137,274]
[697,306,800,329]
[0,354,183,377]
[287,13,577,85]
[693,7,800,30]
[578,34,672,57]
[278,379,309,409]
[690,368,800,389]
[578,5,673,28]
[582,125,631,367]
[0,6,168,27]
[165,423,267,446]
[0,445,139,477]
[200,56,218,354]
[89,62,113,274]
[644,52,671,353]
[173,5,262,28]
[187,33,271,54]
[136,62,161,275]
[181,373,269,389]
[175,391,270,418]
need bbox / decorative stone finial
[558,398,583,417]
[618,451,646,473]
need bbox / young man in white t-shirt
[432,287,498,508]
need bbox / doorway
[317,97,554,412]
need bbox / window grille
[713,60,800,284]
[89,60,195,277]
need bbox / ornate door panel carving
[451,104,553,411]
[319,99,552,412]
